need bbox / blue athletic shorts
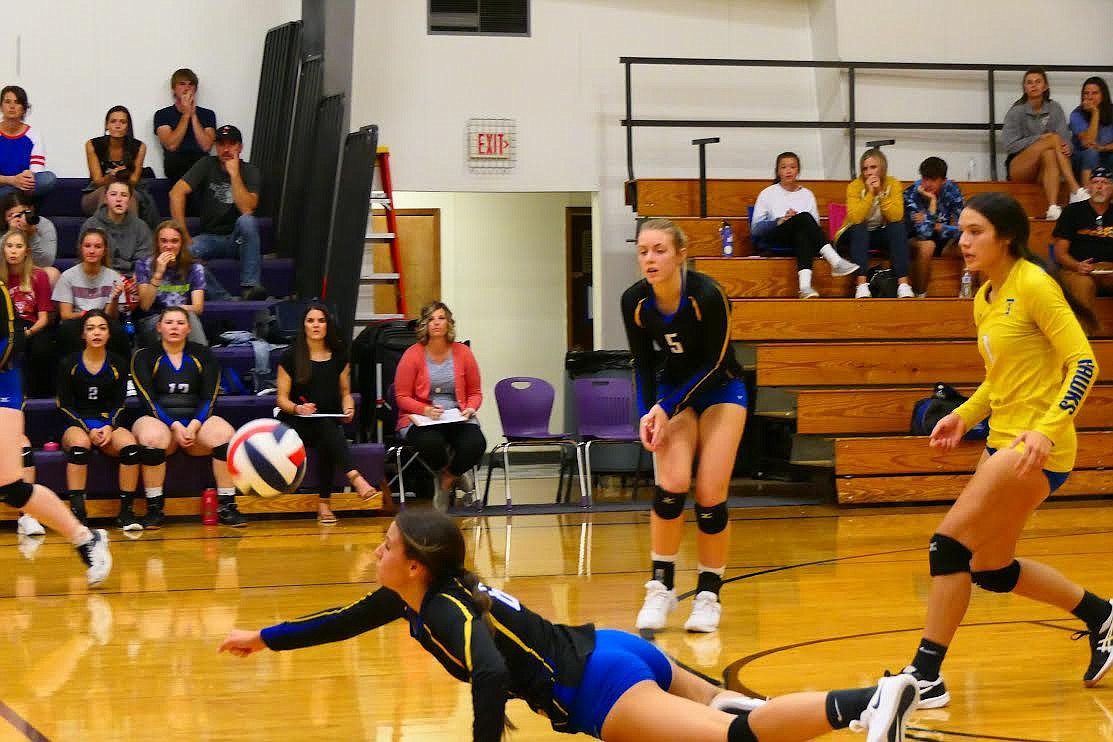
[0,367,22,410]
[985,446,1070,494]
[552,629,673,738]
[659,377,748,415]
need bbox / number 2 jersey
[621,269,743,416]
[131,342,220,426]
[56,351,129,431]
[261,579,596,742]
[954,258,1098,473]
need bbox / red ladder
[360,147,407,320]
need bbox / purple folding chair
[574,377,647,503]
[482,377,587,510]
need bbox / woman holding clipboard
[394,302,485,504]
[275,303,378,524]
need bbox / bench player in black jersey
[0,281,111,585]
[620,218,748,635]
[56,309,142,529]
[130,306,243,528]
[219,509,918,742]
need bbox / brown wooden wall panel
[755,340,1113,387]
[731,298,975,341]
[834,431,1113,476]
[794,385,1113,434]
[837,469,1113,504]
[695,256,965,298]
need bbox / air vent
[429,0,529,36]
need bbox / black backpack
[868,266,898,298]
[351,319,418,439]
[910,382,989,439]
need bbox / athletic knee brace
[211,443,229,462]
[972,560,1021,593]
[652,486,686,520]
[119,445,141,465]
[140,447,166,466]
[21,446,32,468]
[695,501,729,534]
[0,479,33,508]
[928,533,972,576]
[727,713,758,742]
[65,446,90,465]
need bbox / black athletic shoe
[900,665,950,709]
[116,498,143,532]
[141,496,165,530]
[218,498,248,527]
[1074,600,1113,686]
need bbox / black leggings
[763,212,829,270]
[20,322,56,398]
[404,423,487,476]
[280,416,353,500]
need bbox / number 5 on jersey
[664,333,684,354]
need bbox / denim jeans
[1073,147,1113,176]
[0,170,57,199]
[844,222,910,278]
[190,214,261,288]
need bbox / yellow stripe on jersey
[691,296,702,322]
[0,285,14,369]
[440,594,474,671]
[487,614,555,675]
[634,298,645,328]
[673,281,733,413]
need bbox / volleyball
[227,419,307,497]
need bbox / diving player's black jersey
[0,284,21,372]
[261,579,596,742]
[56,351,128,431]
[131,342,220,425]
[620,269,742,416]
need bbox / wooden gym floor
[1,482,1112,740]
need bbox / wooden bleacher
[635,177,1108,505]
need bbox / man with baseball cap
[1054,164,1113,310]
[170,124,267,301]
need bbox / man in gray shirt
[170,124,265,300]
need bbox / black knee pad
[695,500,729,534]
[211,443,229,462]
[652,486,687,520]
[119,445,141,465]
[972,559,1021,593]
[65,446,90,465]
[21,446,33,468]
[0,479,33,509]
[140,447,166,466]
[727,713,758,742]
[928,533,972,576]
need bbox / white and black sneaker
[850,673,919,742]
[684,591,722,633]
[16,513,45,536]
[901,665,950,708]
[75,529,112,587]
[635,580,677,636]
[831,257,860,277]
[1075,600,1113,687]
[710,690,766,715]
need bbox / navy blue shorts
[553,629,673,738]
[985,446,1070,494]
[660,377,748,415]
[0,367,22,410]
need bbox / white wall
[393,191,590,443]
[0,0,299,178]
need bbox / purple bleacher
[212,344,287,383]
[31,443,384,498]
[201,299,275,336]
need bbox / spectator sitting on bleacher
[81,180,152,275]
[0,85,55,199]
[154,68,216,184]
[904,157,965,297]
[134,220,206,347]
[1003,67,1088,221]
[3,193,59,286]
[833,148,914,298]
[81,105,159,230]
[1069,77,1113,192]
[52,228,130,360]
[170,125,267,301]
[750,152,859,298]
[3,229,54,398]
[1052,165,1113,311]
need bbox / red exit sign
[470,131,512,159]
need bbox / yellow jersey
[954,258,1097,473]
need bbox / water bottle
[960,270,973,298]
[201,488,219,525]
[123,313,136,340]
[720,221,734,257]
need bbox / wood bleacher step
[730,298,977,341]
[836,470,1113,504]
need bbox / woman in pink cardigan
[394,302,485,503]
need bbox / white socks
[145,487,163,499]
[218,487,236,499]
[798,268,813,291]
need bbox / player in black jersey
[620,219,748,635]
[56,309,143,529]
[130,306,243,528]
[220,509,917,742]
[0,281,112,585]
